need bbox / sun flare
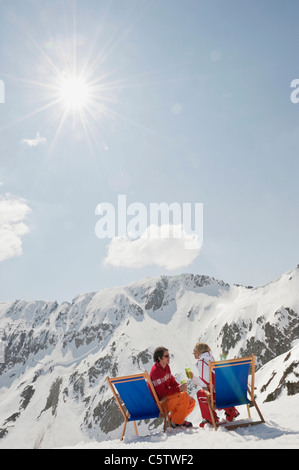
[58,76,91,111]
[10,3,160,155]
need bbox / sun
[7,2,169,156]
[58,76,91,111]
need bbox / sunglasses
[163,354,170,358]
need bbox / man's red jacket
[150,362,180,400]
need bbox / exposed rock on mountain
[0,266,298,448]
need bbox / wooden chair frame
[107,371,171,441]
[205,355,265,431]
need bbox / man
[150,346,195,428]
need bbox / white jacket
[192,351,215,389]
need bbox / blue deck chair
[107,371,170,441]
[205,355,265,430]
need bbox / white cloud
[103,224,202,270]
[22,132,46,147]
[0,194,31,262]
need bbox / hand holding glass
[179,381,187,392]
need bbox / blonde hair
[194,342,211,355]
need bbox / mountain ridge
[0,265,298,448]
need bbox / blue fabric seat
[214,360,251,409]
[205,355,265,430]
[107,372,169,440]
[112,375,161,421]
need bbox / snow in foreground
[60,394,299,450]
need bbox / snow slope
[61,344,299,449]
[61,395,299,449]
[0,267,298,449]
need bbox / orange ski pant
[165,392,195,425]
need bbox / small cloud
[22,132,46,147]
[0,193,31,262]
[103,224,202,270]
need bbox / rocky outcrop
[0,267,298,447]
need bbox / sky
[0,0,299,303]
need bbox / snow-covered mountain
[0,266,298,449]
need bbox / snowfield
[60,387,299,450]
[0,268,298,450]
[63,342,299,449]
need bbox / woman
[190,342,239,427]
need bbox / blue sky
[0,0,298,302]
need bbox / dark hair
[153,346,168,363]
